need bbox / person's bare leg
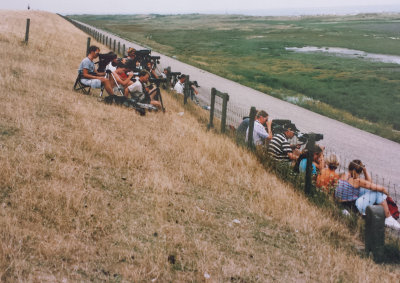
[103,80,114,96]
[150,100,161,109]
[380,200,390,218]
[124,88,130,98]
[100,77,114,95]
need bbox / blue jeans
[355,188,387,215]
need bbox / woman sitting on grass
[335,160,400,230]
[294,144,324,176]
[316,154,340,194]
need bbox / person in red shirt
[316,154,340,194]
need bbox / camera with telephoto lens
[125,59,140,72]
[297,133,323,144]
[97,52,117,72]
[149,77,167,87]
[189,80,200,88]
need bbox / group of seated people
[77,45,166,109]
[78,45,200,110]
[241,110,400,230]
[78,47,399,230]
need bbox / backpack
[386,196,400,220]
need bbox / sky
[1,0,400,15]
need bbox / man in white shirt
[174,74,186,94]
[125,70,161,109]
[246,110,272,146]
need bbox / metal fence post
[122,44,125,56]
[208,88,216,129]
[305,133,316,195]
[221,93,229,133]
[118,41,120,55]
[365,205,385,262]
[113,39,116,52]
[24,18,30,43]
[86,37,91,56]
[247,107,257,149]
[184,75,190,104]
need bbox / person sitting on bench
[78,45,114,95]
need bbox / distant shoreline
[62,5,400,17]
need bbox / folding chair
[73,73,91,95]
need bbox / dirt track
[76,21,400,191]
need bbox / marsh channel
[285,46,400,65]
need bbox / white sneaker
[385,216,400,230]
[342,209,350,216]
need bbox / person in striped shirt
[268,124,298,162]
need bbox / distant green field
[70,14,400,142]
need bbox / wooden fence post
[122,44,125,56]
[24,18,30,43]
[365,205,385,262]
[184,75,190,105]
[113,39,116,52]
[167,66,172,88]
[118,41,120,55]
[208,88,216,129]
[247,107,257,149]
[221,93,229,133]
[86,37,91,56]
[305,133,316,195]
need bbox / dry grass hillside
[0,10,399,282]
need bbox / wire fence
[64,15,400,260]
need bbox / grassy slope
[1,11,399,281]
[70,14,400,142]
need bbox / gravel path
[75,21,400,191]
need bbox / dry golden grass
[1,10,400,282]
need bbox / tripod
[99,69,125,98]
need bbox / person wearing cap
[268,124,298,162]
[316,154,340,194]
[174,74,186,94]
[245,110,272,146]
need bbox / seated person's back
[316,154,340,193]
